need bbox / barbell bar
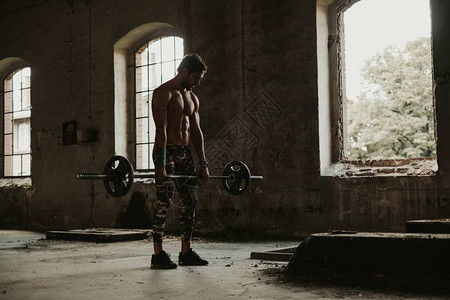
[77,155,263,197]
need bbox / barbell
[76,155,263,197]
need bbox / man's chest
[169,92,195,116]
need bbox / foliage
[346,37,435,160]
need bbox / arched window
[2,67,31,177]
[134,36,184,170]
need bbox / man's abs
[166,115,190,146]
[166,91,194,146]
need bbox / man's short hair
[177,53,207,74]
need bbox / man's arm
[189,92,210,180]
[151,87,171,181]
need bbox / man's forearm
[191,130,206,161]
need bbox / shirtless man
[150,53,210,269]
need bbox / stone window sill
[0,177,32,188]
[321,158,437,177]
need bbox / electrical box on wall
[62,121,77,145]
[62,121,99,145]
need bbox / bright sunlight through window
[135,36,184,170]
[342,0,434,161]
[3,67,31,177]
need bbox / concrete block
[285,232,450,278]
[406,219,450,233]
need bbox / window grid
[3,67,31,177]
[135,36,183,170]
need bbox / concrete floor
[0,230,448,300]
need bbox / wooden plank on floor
[46,228,149,243]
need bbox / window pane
[13,88,21,111]
[22,88,31,109]
[4,134,12,155]
[161,61,175,83]
[12,155,22,176]
[136,92,149,118]
[136,144,149,170]
[22,67,31,88]
[21,154,31,176]
[135,66,148,92]
[4,113,12,134]
[175,59,182,72]
[15,119,31,153]
[161,37,175,61]
[4,92,12,113]
[4,76,12,91]
[135,43,148,66]
[148,39,161,64]
[149,64,161,90]
[4,156,13,176]
[175,37,184,59]
[149,115,156,142]
[136,117,149,143]
[12,70,21,90]
[150,144,155,170]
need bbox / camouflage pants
[152,145,199,243]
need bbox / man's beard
[182,77,194,91]
[185,84,195,91]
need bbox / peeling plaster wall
[0,0,449,236]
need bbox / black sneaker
[151,250,177,269]
[178,248,209,266]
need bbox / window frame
[133,36,184,171]
[113,23,184,175]
[1,65,32,179]
[318,0,437,177]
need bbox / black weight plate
[222,161,250,196]
[103,155,134,197]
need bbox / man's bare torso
[164,88,198,146]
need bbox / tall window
[2,67,31,177]
[340,0,435,161]
[134,36,184,170]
